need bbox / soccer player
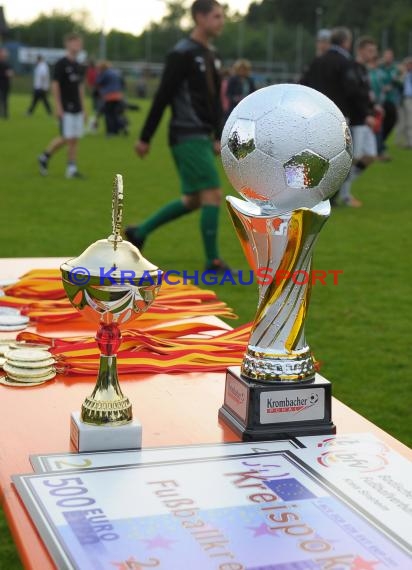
[127,0,230,272]
[38,33,85,179]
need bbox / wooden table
[0,258,411,570]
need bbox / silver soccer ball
[221,83,353,212]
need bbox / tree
[8,1,412,69]
[160,1,188,29]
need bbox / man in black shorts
[38,33,85,179]
[127,0,231,272]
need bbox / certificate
[30,438,302,473]
[14,436,412,569]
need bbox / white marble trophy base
[70,411,142,452]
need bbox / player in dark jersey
[127,0,231,272]
[38,33,85,179]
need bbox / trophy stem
[81,323,132,426]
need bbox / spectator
[338,36,378,207]
[301,27,354,121]
[85,59,100,133]
[220,67,231,119]
[0,47,13,118]
[26,55,52,116]
[96,61,127,136]
[38,32,85,179]
[226,59,255,113]
[316,29,331,57]
[379,49,402,158]
[136,71,148,99]
[86,60,99,112]
[397,57,412,149]
[299,29,331,82]
[368,53,385,158]
[129,0,232,274]
[302,29,377,207]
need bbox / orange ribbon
[3,268,250,375]
[3,269,320,376]
[17,322,252,375]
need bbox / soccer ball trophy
[219,84,352,440]
[61,175,162,451]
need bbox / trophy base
[81,395,133,426]
[219,366,336,441]
[70,411,142,452]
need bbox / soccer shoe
[65,166,85,179]
[38,154,48,176]
[125,226,146,251]
[65,171,85,179]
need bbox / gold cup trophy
[60,175,162,451]
[219,84,353,440]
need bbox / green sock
[201,204,220,264]
[137,199,190,238]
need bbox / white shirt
[33,61,50,90]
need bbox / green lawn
[0,94,411,568]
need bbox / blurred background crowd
[1,0,412,207]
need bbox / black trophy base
[219,366,336,441]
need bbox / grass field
[0,93,411,568]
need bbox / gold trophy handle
[109,173,124,250]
